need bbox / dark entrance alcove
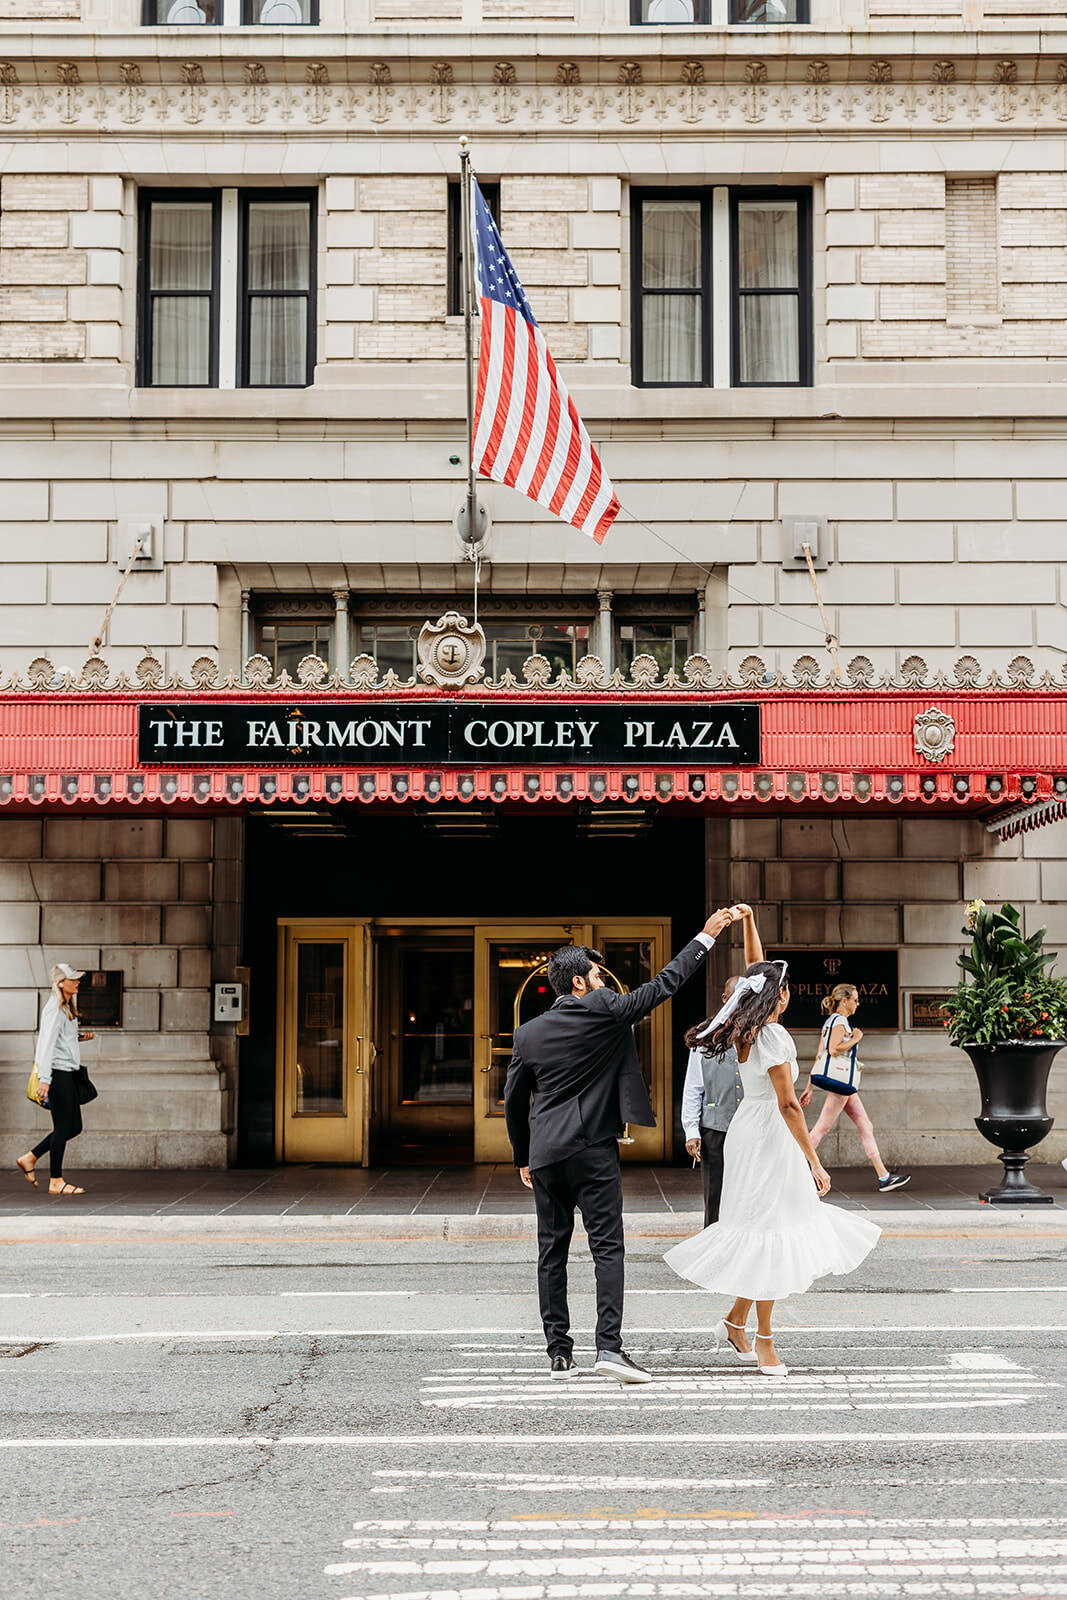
[237,804,708,1164]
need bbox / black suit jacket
[504,937,710,1171]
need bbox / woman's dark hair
[688,960,788,1060]
[546,945,603,997]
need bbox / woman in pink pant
[799,983,911,1194]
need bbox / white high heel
[711,1318,758,1365]
[755,1332,788,1377]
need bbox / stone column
[597,589,613,675]
[333,589,350,680]
[240,589,251,679]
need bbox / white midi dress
[664,1022,881,1301]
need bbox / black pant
[32,1071,82,1179]
[530,1138,624,1360]
[700,1127,728,1227]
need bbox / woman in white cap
[664,959,880,1376]
[16,964,94,1196]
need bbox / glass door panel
[277,921,370,1164]
[295,941,345,1115]
[594,922,670,1161]
[473,924,588,1162]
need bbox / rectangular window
[729,0,808,18]
[240,192,316,388]
[631,187,811,388]
[241,0,317,18]
[636,194,710,385]
[631,0,710,19]
[617,621,693,676]
[139,187,315,388]
[143,0,217,20]
[143,0,317,22]
[138,192,220,387]
[632,0,807,18]
[253,596,335,676]
[447,180,499,317]
[732,189,811,386]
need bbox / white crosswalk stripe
[324,1517,1067,1598]
[419,1356,1050,1414]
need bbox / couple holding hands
[504,904,880,1384]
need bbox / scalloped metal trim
[3,650,1066,695]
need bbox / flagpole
[457,136,486,613]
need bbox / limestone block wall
[724,813,1067,1168]
[0,815,227,1168]
[335,175,599,365]
[826,173,1067,364]
[0,176,125,366]
[0,428,1064,684]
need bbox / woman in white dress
[664,960,881,1376]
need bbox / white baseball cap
[51,962,86,982]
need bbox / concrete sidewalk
[4,1161,1066,1238]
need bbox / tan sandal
[49,1182,84,1196]
[15,1157,38,1188]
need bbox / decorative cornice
[4,650,1065,696]
[0,56,1064,133]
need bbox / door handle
[355,1034,371,1074]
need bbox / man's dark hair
[546,945,604,997]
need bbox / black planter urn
[962,1041,1062,1204]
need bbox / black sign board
[76,970,123,1029]
[910,992,952,1030]
[137,701,761,768]
[768,948,900,1031]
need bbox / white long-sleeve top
[33,996,81,1085]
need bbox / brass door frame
[274,918,372,1165]
[274,915,674,1166]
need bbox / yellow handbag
[26,1065,43,1104]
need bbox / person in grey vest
[681,904,764,1226]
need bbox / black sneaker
[878,1172,911,1193]
[550,1355,577,1379]
[593,1349,652,1384]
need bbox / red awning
[0,686,1064,809]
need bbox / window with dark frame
[253,595,335,677]
[630,0,807,18]
[240,0,318,19]
[731,188,811,387]
[630,0,709,20]
[729,0,809,19]
[447,180,499,318]
[631,187,811,388]
[138,188,316,389]
[143,0,319,22]
[138,191,221,388]
[239,190,316,388]
[633,191,710,386]
[142,0,218,21]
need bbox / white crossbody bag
[810,1016,862,1097]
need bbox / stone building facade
[0,0,1065,1171]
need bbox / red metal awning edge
[0,686,1064,810]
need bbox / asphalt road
[1,1228,1065,1600]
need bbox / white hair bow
[695,972,766,1041]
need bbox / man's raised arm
[601,906,739,1026]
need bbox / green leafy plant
[941,900,1067,1046]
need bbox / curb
[0,1206,1064,1242]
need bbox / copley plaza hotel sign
[1,614,1066,827]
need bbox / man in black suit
[504,907,739,1384]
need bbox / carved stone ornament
[914,706,956,763]
[417,612,486,687]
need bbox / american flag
[469,179,619,546]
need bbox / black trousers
[31,1070,82,1179]
[530,1138,624,1359]
[700,1127,728,1228]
